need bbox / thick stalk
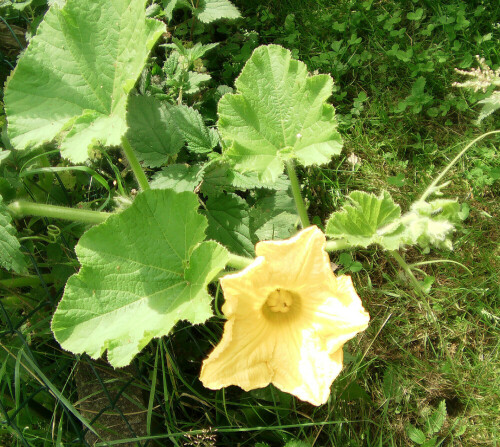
[0,274,53,288]
[285,160,310,228]
[226,253,253,270]
[8,201,111,224]
[325,239,350,252]
[390,250,425,297]
[121,135,150,191]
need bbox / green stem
[8,201,111,224]
[390,250,425,298]
[325,239,350,252]
[0,274,53,288]
[420,130,500,202]
[226,253,253,270]
[285,160,310,228]
[121,135,150,191]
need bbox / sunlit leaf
[326,191,461,251]
[326,191,404,250]
[194,0,241,23]
[4,0,165,162]
[51,190,228,367]
[218,45,342,183]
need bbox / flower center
[265,289,295,313]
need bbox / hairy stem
[0,274,53,288]
[121,135,150,191]
[390,250,425,297]
[285,160,310,228]
[226,253,253,270]
[325,239,350,252]
[420,129,500,202]
[8,201,111,224]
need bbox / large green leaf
[0,196,27,274]
[4,0,165,162]
[218,45,343,183]
[126,96,184,167]
[51,190,228,367]
[203,193,254,257]
[326,191,404,250]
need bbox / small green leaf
[382,367,400,399]
[162,0,179,22]
[338,252,353,267]
[150,164,203,192]
[284,441,311,447]
[218,45,342,183]
[126,96,184,167]
[185,71,212,95]
[388,173,406,187]
[407,8,424,21]
[425,400,447,435]
[170,105,218,153]
[194,0,241,23]
[4,0,165,162]
[326,191,404,250]
[0,196,27,274]
[0,150,11,164]
[339,381,371,401]
[51,190,228,367]
[421,437,438,447]
[204,193,254,257]
[406,424,426,444]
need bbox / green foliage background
[0,0,498,446]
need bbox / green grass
[1,0,499,446]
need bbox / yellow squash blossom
[200,226,370,406]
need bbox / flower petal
[200,226,370,406]
[200,315,276,391]
[255,226,328,290]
